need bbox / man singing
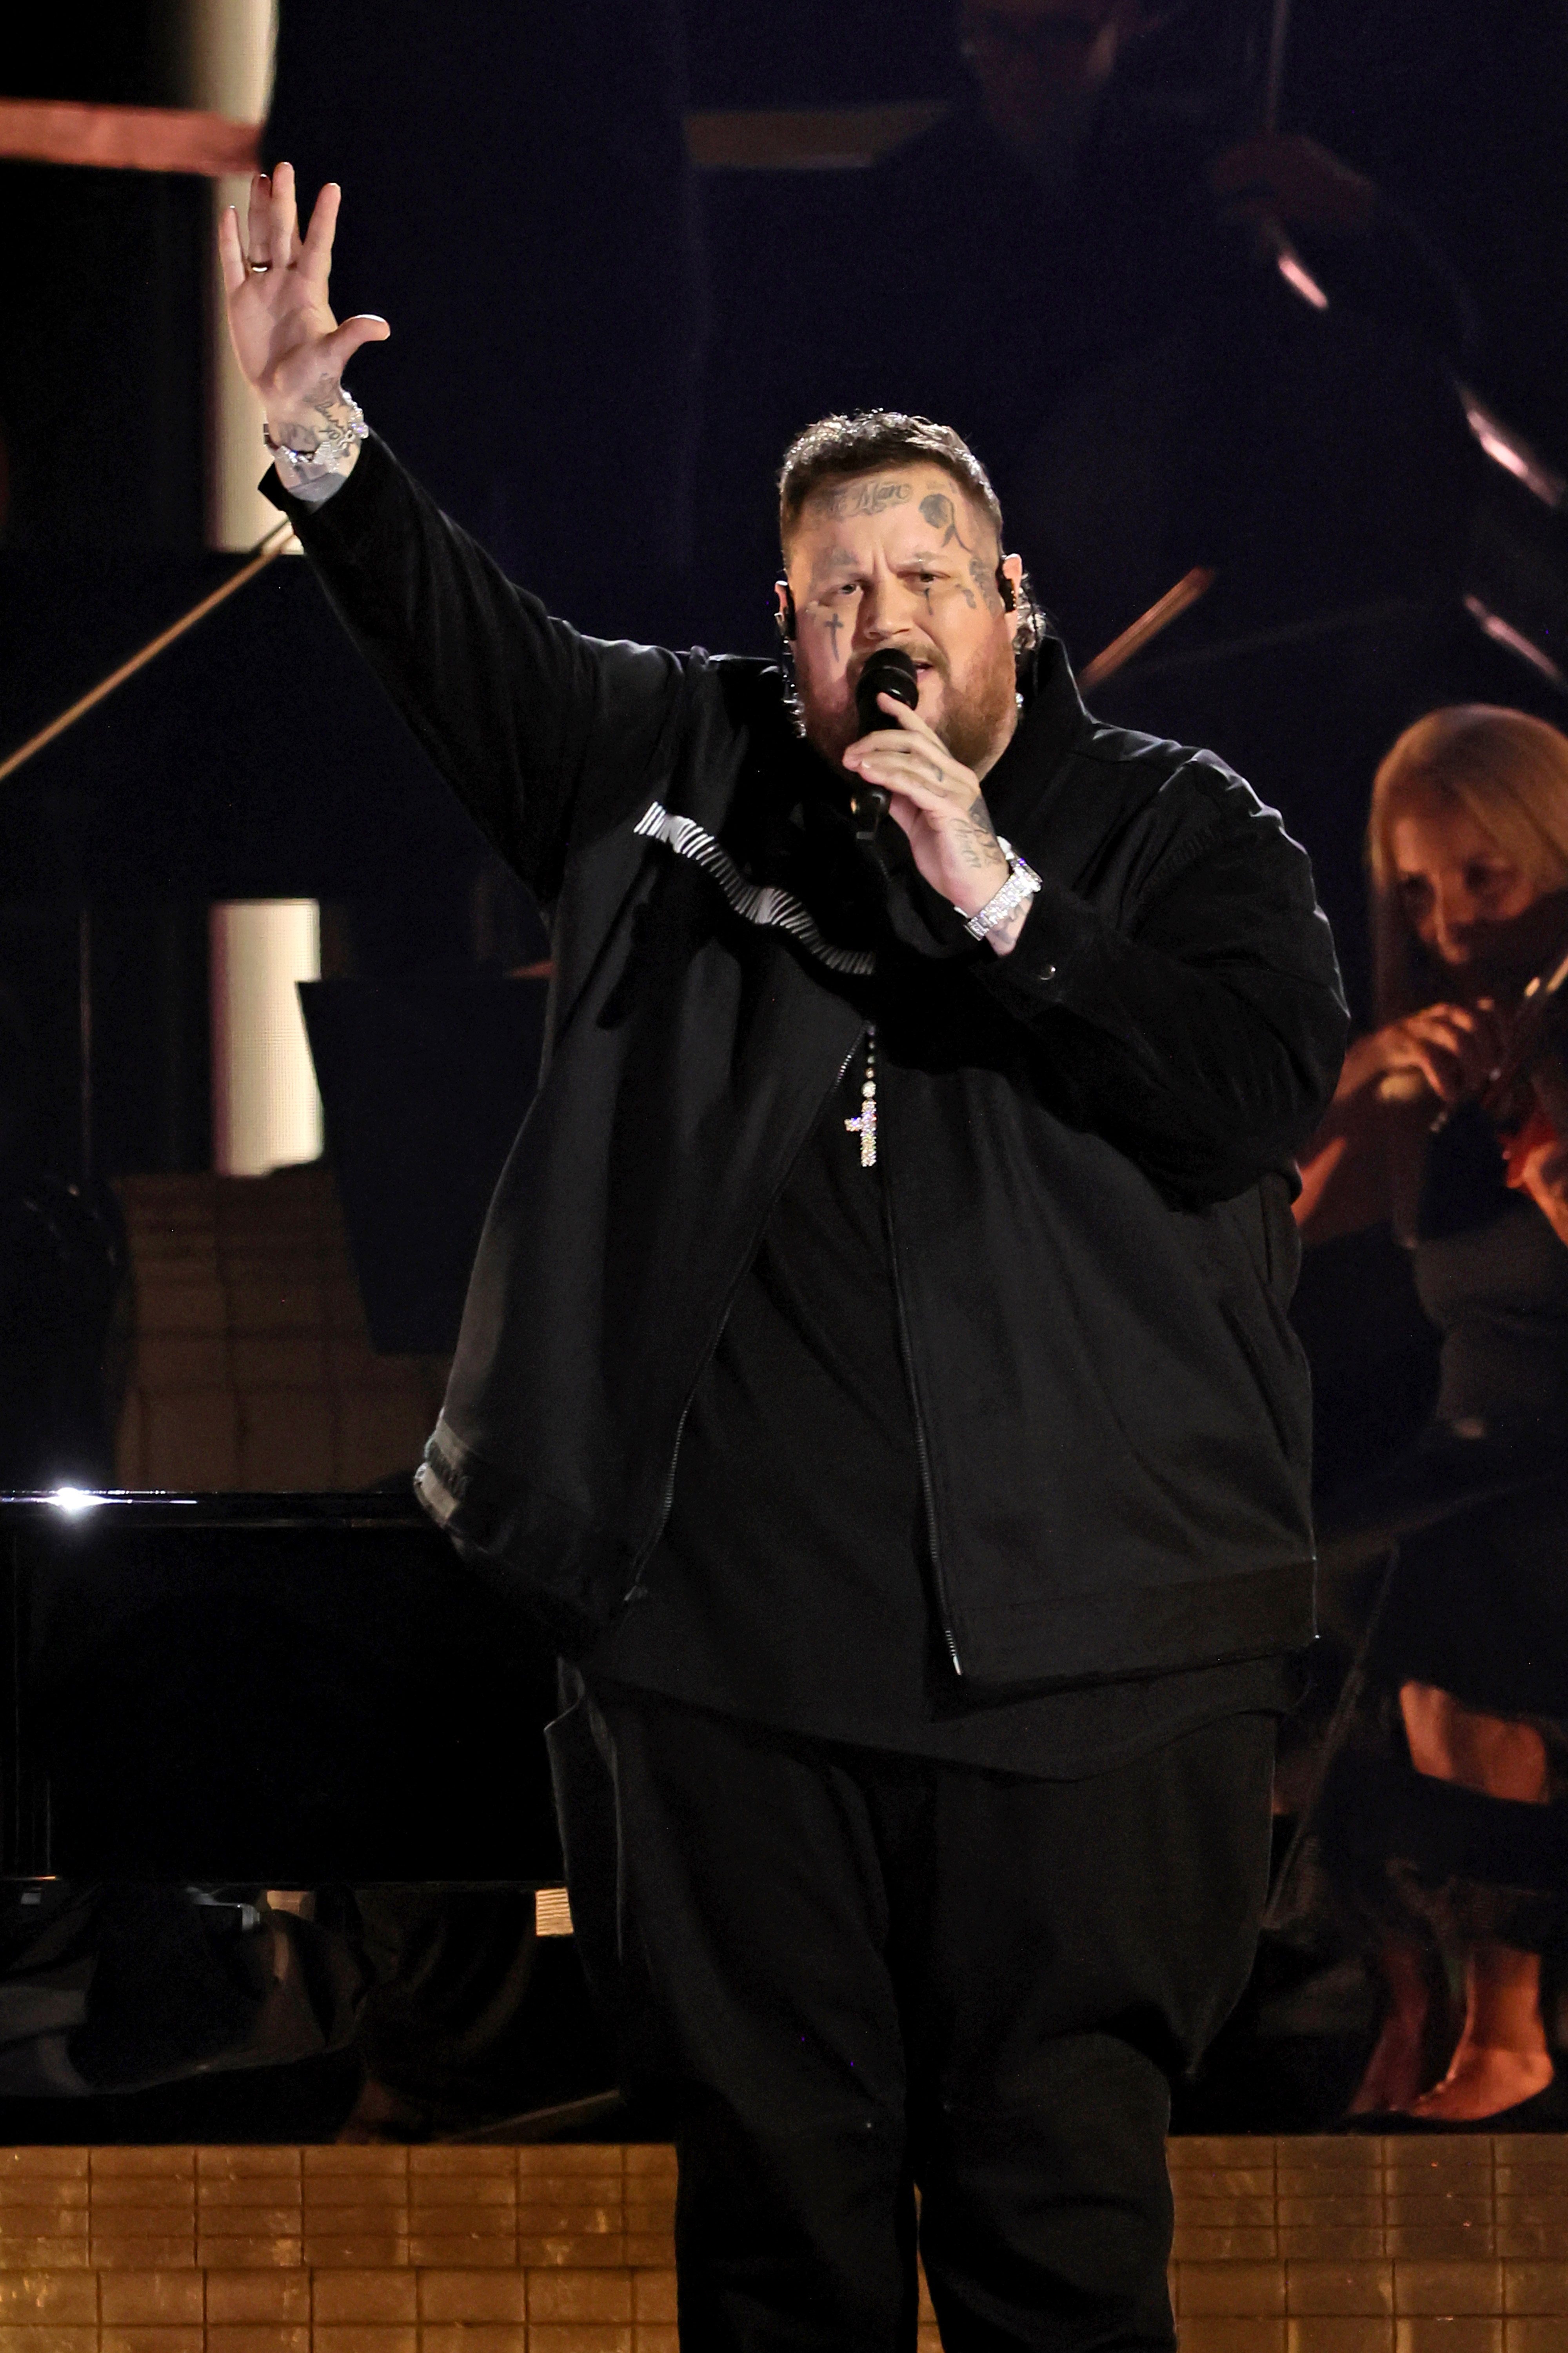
[224,167,1345,2351]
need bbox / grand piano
[0,1487,610,2129]
[0,1486,563,1882]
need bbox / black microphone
[850,648,919,835]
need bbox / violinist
[1297,703,1568,2123]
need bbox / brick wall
[113,1170,447,1491]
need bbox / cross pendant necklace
[845,1024,878,1168]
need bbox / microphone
[850,648,919,835]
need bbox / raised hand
[218,163,389,476]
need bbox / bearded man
[225,165,1345,2352]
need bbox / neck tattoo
[845,1025,878,1168]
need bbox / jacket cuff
[258,428,392,548]
[972,872,1107,1014]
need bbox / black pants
[552,1685,1275,2353]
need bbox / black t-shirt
[1412,1103,1568,1439]
[590,1049,1300,1777]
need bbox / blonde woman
[1298,704,1568,2122]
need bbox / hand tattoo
[953,793,1004,873]
[820,477,912,520]
[273,376,348,459]
[269,376,361,504]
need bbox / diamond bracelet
[961,836,1042,940]
[262,388,369,471]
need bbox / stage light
[1274,243,1329,312]
[1459,387,1566,511]
[1463,594,1566,687]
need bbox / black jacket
[267,435,1348,1686]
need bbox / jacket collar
[977,632,1093,838]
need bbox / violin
[1420,911,1568,1211]
[1375,894,1568,1126]
[1450,942,1568,1139]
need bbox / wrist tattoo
[265,380,367,501]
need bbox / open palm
[218,162,389,416]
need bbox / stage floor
[2,2135,1566,2351]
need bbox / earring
[775,582,797,641]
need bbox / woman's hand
[1513,1053,1568,1247]
[1373,999,1512,1107]
[1296,999,1510,1242]
[218,164,389,470]
[1514,1130,1568,1245]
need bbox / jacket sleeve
[975,769,1349,1201]
[261,433,683,906]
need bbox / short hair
[1367,704,1568,1017]
[779,410,1005,549]
[778,410,1040,649]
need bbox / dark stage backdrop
[3,0,1567,1158]
[265,0,706,648]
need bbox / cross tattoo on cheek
[823,611,843,660]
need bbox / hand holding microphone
[849,649,921,838]
[841,660,1028,946]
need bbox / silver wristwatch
[961,836,1042,939]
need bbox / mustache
[847,645,947,690]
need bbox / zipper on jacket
[621,1024,871,1604]
[621,1390,697,1605]
[881,1083,965,1679]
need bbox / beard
[931,629,1022,773]
[801,629,1020,778]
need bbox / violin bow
[1247,0,1331,311]
[0,517,296,789]
[1079,566,1216,691]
